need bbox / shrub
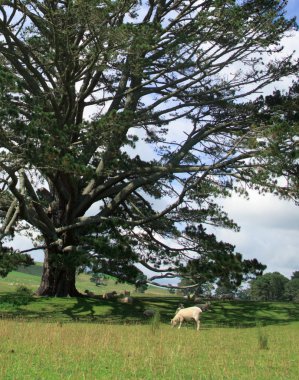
[0,286,34,308]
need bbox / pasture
[0,266,299,379]
[1,320,299,380]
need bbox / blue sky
[286,0,299,19]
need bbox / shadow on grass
[0,292,298,328]
[201,300,299,328]
[49,296,180,324]
[0,288,36,308]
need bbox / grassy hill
[0,262,170,296]
[0,264,299,327]
[1,265,299,380]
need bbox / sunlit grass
[0,320,298,380]
[0,263,172,297]
[1,268,299,379]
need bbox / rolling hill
[0,263,170,297]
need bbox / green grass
[0,320,298,380]
[1,264,299,327]
[0,263,170,296]
[1,265,299,379]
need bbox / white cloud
[208,29,299,280]
[222,192,299,231]
[214,192,299,279]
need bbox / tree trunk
[36,247,82,297]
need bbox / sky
[8,1,299,281]
[287,0,299,19]
[210,1,299,279]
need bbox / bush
[0,286,34,308]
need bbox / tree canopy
[0,0,298,295]
[177,225,266,293]
[253,79,299,201]
[0,244,33,277]
[237,270,299,302]
[250,271,290,301]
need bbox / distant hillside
[0,263,171,297]
[16,263,43,277]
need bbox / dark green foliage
[135,274,148,293]
[284,274,299,302]
[252,80,299,200]
[250,272,289,301]
[78,227,143,283]
[179,225,266,292]
[0,245,34,278]
[0,286,34,308]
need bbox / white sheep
[119,296,133,304]
[171,306,202,331]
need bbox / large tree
[0,0,298,296]
[284,271,299,301]
[250,272,289,301]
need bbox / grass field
[0,263,169,296]
[1,320,298,379]
[0,265,299,379]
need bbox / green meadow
[1,265,299,379]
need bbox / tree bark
[36,247,82,297]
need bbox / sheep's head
[170,318,177,327]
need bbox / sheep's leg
[178,320,182,329]
[196,320,200,331]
